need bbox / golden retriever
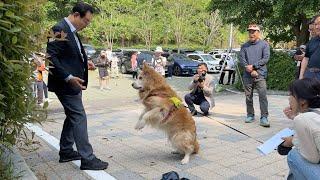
[131,64,199,164]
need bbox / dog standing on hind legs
[132,63,199,164]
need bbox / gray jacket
[240,39,270,79]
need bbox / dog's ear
[143,62,148,70]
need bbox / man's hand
[245,65,253,73]
[88,60,96,70]
[68,77,86,90]
[281,136,294,147]
[299,74,304,79]
[193,74,200,82]
[283,107,296,120]
[198,81,205,88]
[294,54,305,61]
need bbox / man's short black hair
[198,62,208,69]
[309,14,320,25]
[72,2,94,18]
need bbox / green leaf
[5,10,14,18]
[9,27,21,33]
[0,112,5,120]
[11,36,17,44]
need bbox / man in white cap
[240,23,271,127]
[293,45,306,79]
[153,46,167,76]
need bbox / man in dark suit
[46,2,108,170]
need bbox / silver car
[187,53,222,73]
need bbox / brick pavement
[20,71,293,179]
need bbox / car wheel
[173,66,181,76]
[120,64,127,74]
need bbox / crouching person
[184,63,215,116]
[281,79,320,180]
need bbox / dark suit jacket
[47,19,88,95]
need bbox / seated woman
[282,78,320,180]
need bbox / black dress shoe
[80,157,108,170]
[191,110,197,116]
[203,112,209,116]
[59,151,81,163]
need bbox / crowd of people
[39,2,319,178]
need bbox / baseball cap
[299,45,306,49]
[247,24,260,31]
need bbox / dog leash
[197,111,264,144]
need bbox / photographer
[184,63,215,116]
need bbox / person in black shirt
[299,15,320,80]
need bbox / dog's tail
[193,139,200,154]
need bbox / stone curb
[1,146,37,180]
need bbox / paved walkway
[20,71,293,179]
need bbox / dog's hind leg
[171,132,195,164]
[181,151,192,164]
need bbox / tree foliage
[209,0,320,46]
[45,0,245,50]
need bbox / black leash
[198,111,264,144]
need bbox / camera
[198,72,206,83]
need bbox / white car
[187,53,222,73]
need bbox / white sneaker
[106,87,111,90]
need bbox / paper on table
[257,128,295,155]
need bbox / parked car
[187,53,222,73]
[119,50,154,74]
[167,53,199,76]
[83,44,96,59]
[171,49,196,55]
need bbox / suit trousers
[56,92,95,160]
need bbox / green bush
[0,0,47,148]
[266,51,296,91]
[234,50,295,91]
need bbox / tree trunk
[292,15,310,46]
[121,34,125,48]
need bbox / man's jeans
[244,78,268,117]
[287,148,320,180]
[184,93,210,114]
[36,81,44,104]
[304,69,320,80]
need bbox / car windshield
[137,53,153,64]
[202,55,217,61]
[173,54,193,61]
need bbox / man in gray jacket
[240,24,270,127]
[184,63,215,116]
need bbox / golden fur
[132,64,199,164]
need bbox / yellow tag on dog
[170,97,182,108]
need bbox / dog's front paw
[181,158,189,165]
[134,123,145,130]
